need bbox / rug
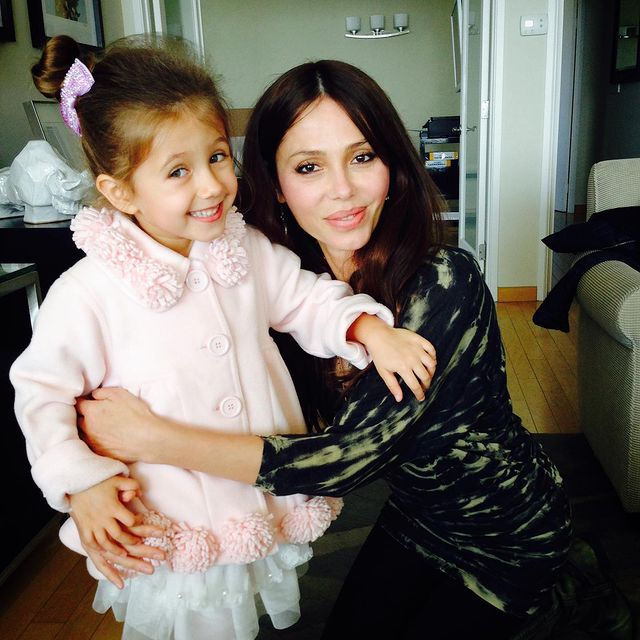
[256,434,640,639]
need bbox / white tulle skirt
[93,543,313,640]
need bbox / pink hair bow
[60,58,94,137]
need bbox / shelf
[420,136,460,144]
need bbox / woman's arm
[78,387,264,483]
[256,250,499,497]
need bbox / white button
[219,396,242,417]
[208,334,230,355]
[186,269,209,292]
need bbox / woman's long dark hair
[242,60,444,430]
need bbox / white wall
[496,0,550,288]
[200,0,460,135]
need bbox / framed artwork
[450,0,462,93]
[27,0,104,50]
[0,0,16,42]
[23,100,86,170]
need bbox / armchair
[575,158,640,512]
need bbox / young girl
[10,37,436,640]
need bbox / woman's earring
[385,195,390,201]
[279,206,289,236]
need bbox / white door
[458,0,491,273]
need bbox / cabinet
[419,116,460,223]
[0,220,82,582]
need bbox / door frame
[120,0,204,59]
[459,0,500,300]
[537,0,566,300]
[484,0,505,300]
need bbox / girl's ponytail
[31,35,94,100]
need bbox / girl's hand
[69,475,165,589]
[349,315,436,402]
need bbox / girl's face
[122,113,237,256]
[275,97,390,280]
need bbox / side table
[0,263,42,328]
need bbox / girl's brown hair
[31,34,230,187]
[242,60,444,429]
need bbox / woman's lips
[325,207,366,230]
[189,202,223,222]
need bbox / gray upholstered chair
[575,158,640,512]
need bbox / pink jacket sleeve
[250,230,394,369]
[9,274,129,513]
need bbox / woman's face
[274,97,390,279]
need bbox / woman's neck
[321,247,356,282]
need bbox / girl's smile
[189,203,225,221]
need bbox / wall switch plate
[520,14,547,36]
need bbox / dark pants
[321,523,524,640]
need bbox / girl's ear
[95,174,137,215]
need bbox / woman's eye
[353,151,376,164]
[295,162,318,174]
[169,167,188,178]
[210,152,228,164]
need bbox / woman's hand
[77,387,265,485]
[68,476,165,589]
[349,315,437,401]
[77,388,157,463]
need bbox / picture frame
[450,0,462,93]
[23,99,86,171]
[0,0,16,42]
[27,0,104,50]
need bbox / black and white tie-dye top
[256,246,572,617]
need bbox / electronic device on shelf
[420,116,460,201]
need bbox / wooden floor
[499,300,579,434]
[0,300,580,639]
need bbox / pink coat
[11,207,392,571]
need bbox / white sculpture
[0,140,92,224]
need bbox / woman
[78,60,572,639]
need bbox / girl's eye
[353,151,376,164]
[295,162,318,174]
[169,167,188,178]
[210,152,228,164]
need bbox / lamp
[344,12,411,39]
[345,16,361,35]
[394,13,408,31]
[370,14,385,35]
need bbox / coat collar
[70,206,249,311]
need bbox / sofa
[575,158,640,512]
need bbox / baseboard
[497,286,537,302]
